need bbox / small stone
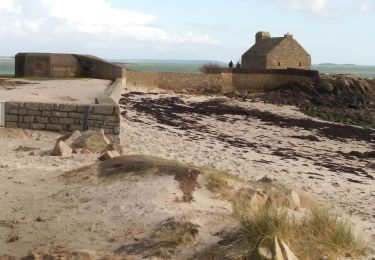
[106,143,123,154]
[259,176,273,183]
[6,236,19,243]
[280,239,299,260]
[29,151,40,156]
[258,247,273,259]
[287,190,301,210]
[51,141,73,157]
[99,150,121,161]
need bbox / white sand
[0,78,112,104]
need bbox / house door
[0,102,5,127]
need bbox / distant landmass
[317,63,356,66]
[0,56,13,59]
[1,58,374,78]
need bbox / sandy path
[119,91,375,256]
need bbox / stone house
[241,32,311,70]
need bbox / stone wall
[230,73,314,92]
[158,72,222,92]
[4,101,120,135]
[125,69,318,93]
[125,70,222,93]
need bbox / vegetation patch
[116,218,199,259]
[221,191,368,259]
[205,171,243,200]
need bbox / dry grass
[228,192,368,260]
[205,171,243,200]
[149,218,199,259]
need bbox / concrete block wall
[4,101,120,135]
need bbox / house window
[299,62,302,67]
[277,62,281,67]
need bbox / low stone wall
[158,72,222,92]
[125,70,222,92]
[125,69,318,93]
[4,101,120,135]
[228,73,315,93]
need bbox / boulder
[99,150,121,161]
[51,141,72,157]
[73,129,110,153]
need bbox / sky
[0,0,374,65]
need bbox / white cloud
[0,0,217,50]
[350,0,374,12]
[0,0,21,13]
[282,0,375,14]
[283,0,333,15]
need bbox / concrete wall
[15,53,122,81]
[125,69,318,93]
[103,78,124,104]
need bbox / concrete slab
[0,78,112,104]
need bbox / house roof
[243,37,285,57]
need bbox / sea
[1,58,374,79]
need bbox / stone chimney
[284,33,293,39]
[255,31,270,43]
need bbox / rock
[51,141,73,157]
[279,207,305,223]
[62,130,82,146]
[258,176,273,183]
[106,143,123,154]
[28,250,96,260]
[29,150,40,156]
[99,150,121,161]
[286,190,300,210]
[274,237,299,260]
[6,235,19,243]
[0,256,20,260]
[238,188,269,210]
[274,237,284,260]
[280,240,299,260]
[73,129,110,153]
[257,247,273,259]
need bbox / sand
[0,78,112,104]
[119,91,375,256]
[0,88,373,258]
